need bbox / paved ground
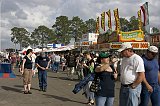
[0,68,151,106]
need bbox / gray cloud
[0,0,160,50]
[1,0,19,13]
[15,9,27,19]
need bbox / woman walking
[21,49,33,94]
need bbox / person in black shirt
[35,52,51,92]
[21,49,33,94]
[83,51,95,105]
[95,52,118,106]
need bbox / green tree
[52,16,70,44]
[152,27,159,33]
[69,16,87,42]
[31,25,53,49]
[120,18,130,31]
[85,18,96,33]
[128,16,139,31]
[11,27,30,50]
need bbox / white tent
[33,48,42,53]
[26,46,32,50]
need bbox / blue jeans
[139,83,160,106]
[38,70,47,89]
[95,96,114,106]
[53,62,60,72]
[119,84,141,106]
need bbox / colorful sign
[81,41,90,46]
[110,42,122,49]
[119,30,144,42]
[113,8,120,32]
[110,42,149,49]
[96,17,100,34]
[106,9,112,30]
[101,12,105,31]
[138,10,142,30]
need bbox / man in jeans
[139,46,160,106]
[35,52,51,92]
[117,42,145,106]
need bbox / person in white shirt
[31,53,37,77]
[53,53,61,73]
[117,42,145,106]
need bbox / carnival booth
[89,30,150,52]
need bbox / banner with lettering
[113,8,120,32]
[96,17,100,34]
[138,10,142,30]
[101,12,105,31]
[106,10,112,30]
[119,30,144,42]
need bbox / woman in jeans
[95,52,117,106]
[21,49,33,94]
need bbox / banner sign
[119,30,144,42]
[96,17,100,34]
[110,42,149,49]
[101,12,105,31]
[138,10,142,30]
[113,8,120,31]
[106,10,112,30]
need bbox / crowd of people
[0,43,160,106]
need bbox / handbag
[90,74,100,93]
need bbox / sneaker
[43,88,47,92]
[24,91,28,94]
[39,88,43,91]
[28,91,32,94]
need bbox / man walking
[139,46,160,106]
[35,52,51,92]
[117,42,145,106]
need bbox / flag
[113,8,120,31]
[101,12,105,31]
[96,17,100,34]
[141,2,149,26]
[137,10,142,30]
[106,9,112,30]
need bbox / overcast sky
[0,0,160,50]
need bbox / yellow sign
[110,43,122,49]
[113,8,120,32]
[81,42,90,46]
[138,10,142,30]
[110,42,149,49]
[101,12,105,31]
[119,30,144,42]
[106,10,112,30]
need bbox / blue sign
[47,44,64,48]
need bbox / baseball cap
[148,46,158,53]
[117,42,132,52]
[99,52,110,58]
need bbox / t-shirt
[54,55,61,62]
[35,56,50,70]
[120,54,145,84]
[67,54,76,67]
[142,55,160,84]
[24,56,32,69]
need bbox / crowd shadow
[1,86,22,93]
[43,94,86,105]
[47,76,79,82]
